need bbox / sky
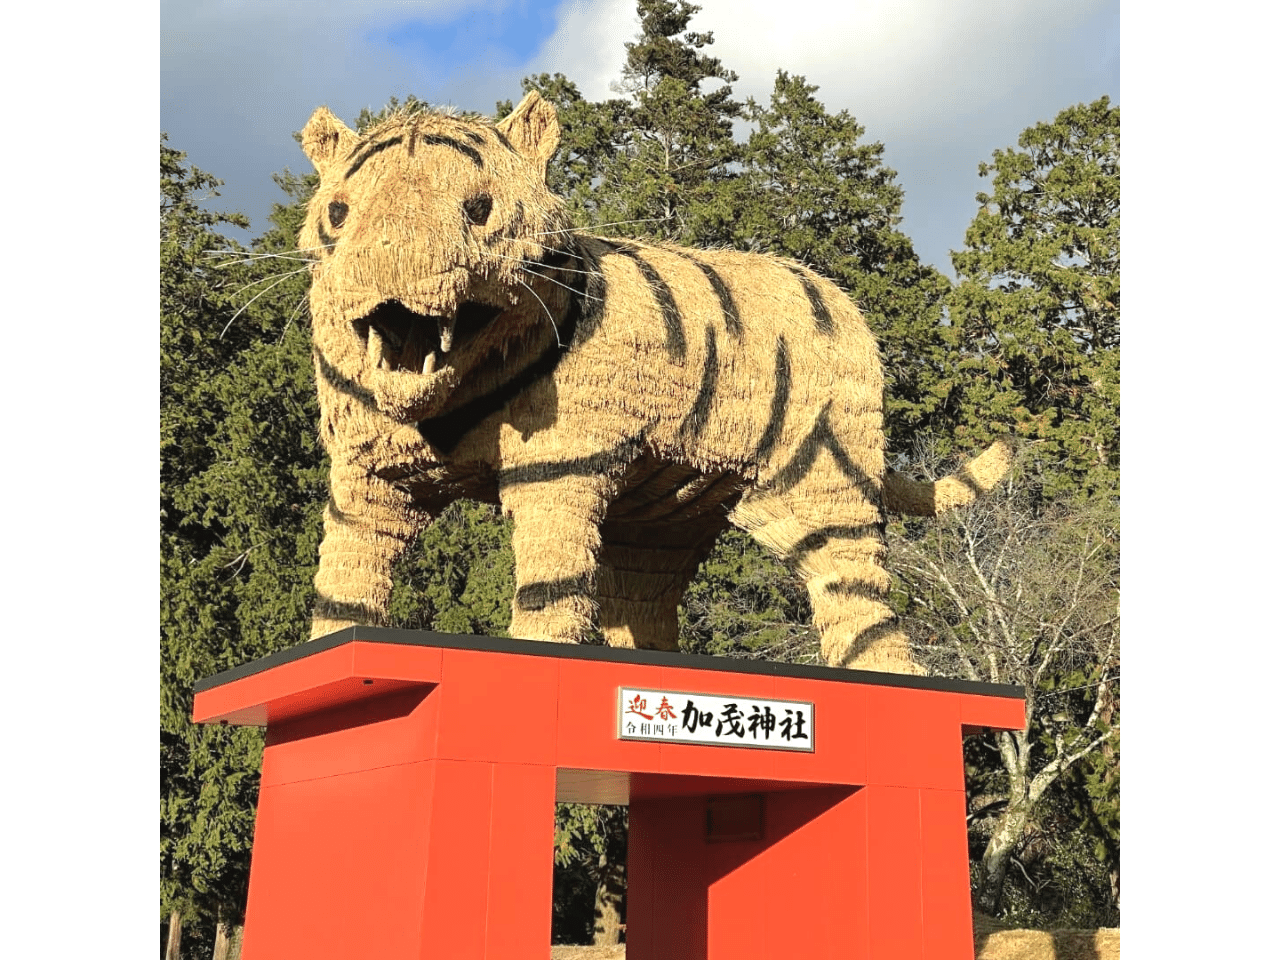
[161,0,1118,276]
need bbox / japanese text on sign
[617,688,815,752]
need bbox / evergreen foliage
[387,500,516,636]
[948,97,1119,497]
[601,0,743,243]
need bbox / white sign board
[617,687,815,752]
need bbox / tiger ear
[497,90,560,175]
[300,106,357,174]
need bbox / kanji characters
[747,704,777,740]
[715,702,746,738]
[681,699,714,733]
[779,708,809,741]
[626,694,653,721]
[622,689,811,751]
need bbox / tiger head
[299,91,575,423]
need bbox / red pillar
[417,759,556,960]
[239,686,443,959]
[234,682,557,960]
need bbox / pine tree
[588,0,743,243]
[948,97,1119,497]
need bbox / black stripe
[753,339,791,461]
[836,620,903,667]
[420,134,484,168]
[572,247,609,342]
[613,247,686,360]
[312,592,384,626]
[493,128,516,153]
[462,129,486,145]
[678,324,719,439]
[345,136,404,180]
[822,580,888,601]
[417,244,601,453]
[514,574,593,612]
[314,351,377,408]
[767,404,879,500]
[786,265,835,334]
[498,437,644,487]
[684,256,742,336]
[784,524,882,564]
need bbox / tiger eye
[462,194,493,226]
[328,201,349,228]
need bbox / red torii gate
[193,628,1024,959]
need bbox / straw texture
[300,91,1009,673]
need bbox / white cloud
[160,0,1117,268]
[544,0,1112,139]
[538,0,1117,269]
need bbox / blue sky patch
[376,0,564,78]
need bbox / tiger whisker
[485,249,602,286]
[209,252,316,267]
[514,257,599,280]
[491,236,589,263]
[227,266,310,301]
[279,293,310,343]
[206,244,330,266]
[220,269,310,339]
[516,277,564,348]
[519,264,604,303]
[531,217,667,238]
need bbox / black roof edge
[193,626,1025,699]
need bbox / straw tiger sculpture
[300,91,1009,675]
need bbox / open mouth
[355,300,503,374]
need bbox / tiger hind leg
[730,464,923,676]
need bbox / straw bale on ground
[299,91,1010,674]
[546,921,1120,960]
